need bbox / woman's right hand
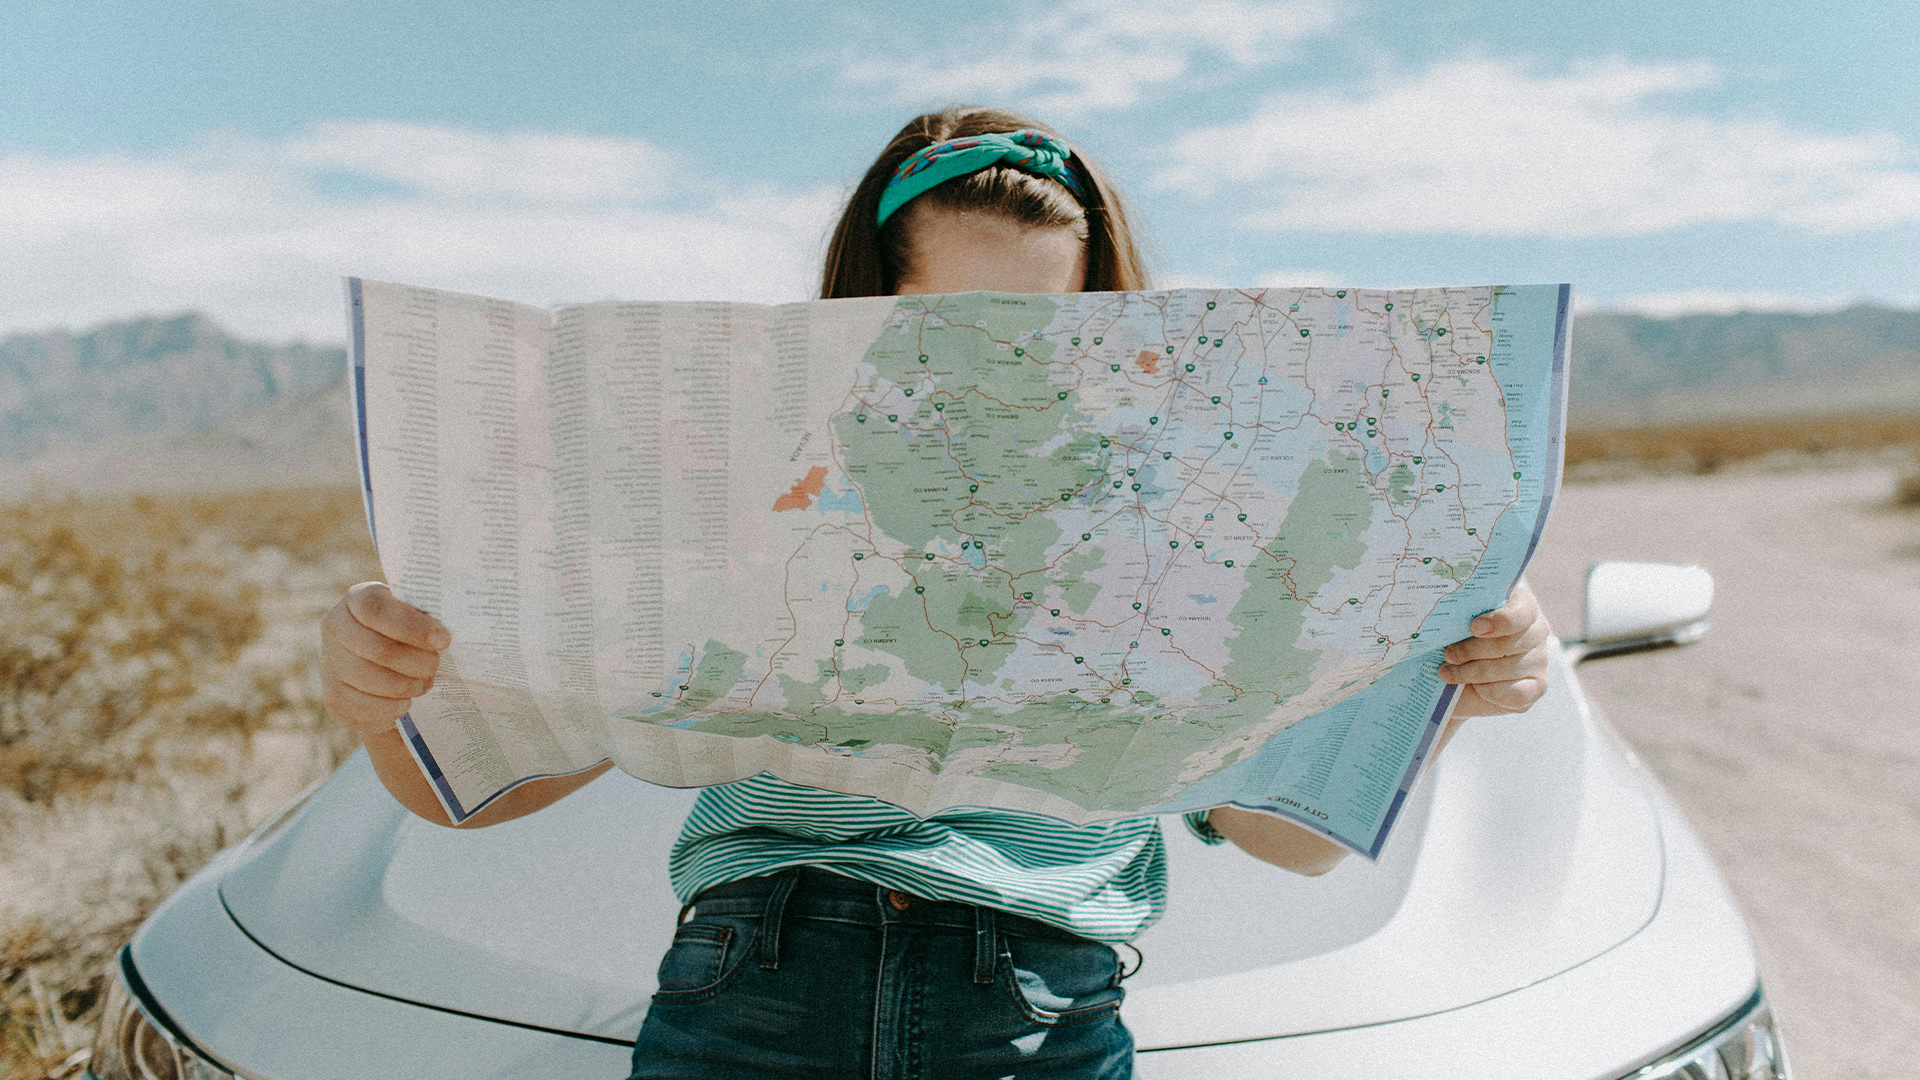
[319,582,450,734]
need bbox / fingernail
[429,626,451,649]
[1437,663,1456,682]
[1471,617,1493,635]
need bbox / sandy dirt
[1525,461,1920,1080]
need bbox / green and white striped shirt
[668,775,1223,943]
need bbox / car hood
[219,642,1662,1049]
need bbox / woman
[319,106,1553,1079]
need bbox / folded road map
[349,279,1568,856]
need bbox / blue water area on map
[817,483,864,513]
[848,585,889,612]
[1187,593,1218,605]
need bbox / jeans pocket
[652,918,756,1003]
[998,932,1126,1027]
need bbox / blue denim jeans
[627,868,1135,1080]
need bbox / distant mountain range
[0,314,352,495]
[1,305,1916,495]
[1573,305,1920,427]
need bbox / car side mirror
[1566,561,1714,663]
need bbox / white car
[87,563,1791,1079]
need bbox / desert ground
[1527,454,1920,1080]
[1,453,1916,1078]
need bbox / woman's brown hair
[820,106,1152,299]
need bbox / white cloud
[847,0,1343,114]
[0,122,843,342]
[1160,57,1920,237]
[280,122,678,204]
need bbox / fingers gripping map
[350,280,1568,855]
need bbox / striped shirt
[668,775,1224,943]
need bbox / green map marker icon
[903,388,913,396]
[1299,329,1310,337]
[834,639,844,647]
[1162,628,1171,636]
[916,586,926,593]
[1237,514,1247,521]
[1094,337,1103,345]
[1082,532,1092,541]
[1148,417,1158,425]
[1206,301,1216,310]
[1224,559,1234,567]
[1185,364,1195,372]
[1132,602,1142,609]
[1051,608,1061,616]
[853,553,864,560]
[1014,348,1025,356]
[1023,591,1033,599]
[1211,396,1221,404]
[856,414,867,423]
[1110,364,1121,372]
[1057,391,1069,400]
[1072,337,1081,345]
[1337,290,1347,298]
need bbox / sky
[4,0,1920,342]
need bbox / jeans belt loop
[759,869,801,971]
[973,903,996,985]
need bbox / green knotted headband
[876,128,1086,227]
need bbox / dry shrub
[1566,413,1920,474]
[0,487,379,1078]
[1896,473,1920,508]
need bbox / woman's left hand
[1437,584,1552,718]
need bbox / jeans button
[886,889,914,911]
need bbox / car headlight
[88,947,239,1080]
[1623,987,1790,1079]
